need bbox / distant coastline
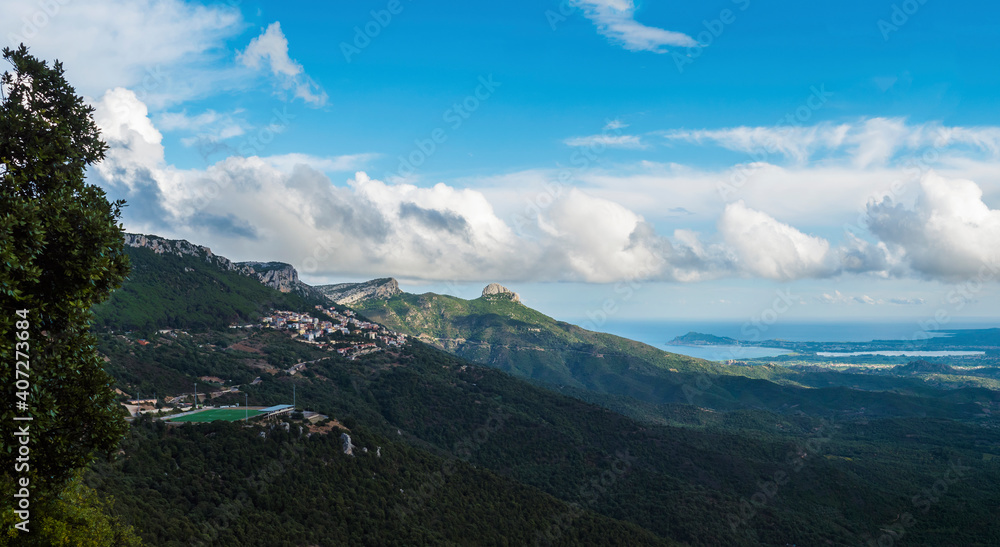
[563,319,1000,362]
[666,327,1000,354]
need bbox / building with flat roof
[259,404,294,420]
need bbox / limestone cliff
[124,233,304,294]
[315,278,401,306]
[235,261,299,293]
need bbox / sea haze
[572,319,1000,362]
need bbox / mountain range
[85,233,1000,546]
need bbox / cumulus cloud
[866,171,1000,280]
[88,89,1000,286]
[574,0,696,52]
[237,22,328,107]
[718,202,834,280]
[91,88,167,185]
[82,89,724,283]
[89,88,523,280]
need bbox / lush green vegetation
[1,46,141,544]
[355,292,1000,423]
[89,417,670,546]
[98,329,331,397]
[91,245,326,334]
[78,239,1000,545]
[358,292,716,377]
[92,334,1000,545]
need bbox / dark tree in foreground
[1,44,130,508]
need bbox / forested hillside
[82,238,1000,546]
[354,291,1000,423]
[92,246,327,333]
[93,334,1000,546]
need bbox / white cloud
[662,118,1000,166]
[847,117,910,168]
[262,153,380,174]
[237,22,328,107]
[816,291,924,305]
[866,171,1000,280]
[157,109,249,146]
[539,189,665,282]
[664,123,851,164]
[564,134,646,149]
[91,88,166,187]
[574,0,696,52]
[604,119,628,131]
[89,90,1000,286]
[718,202,834,280]
[84,89,723,283]
[1,0,244,107]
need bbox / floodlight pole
[194,383,197,410]
[245,392,248,422]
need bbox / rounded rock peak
[481,283,520,303]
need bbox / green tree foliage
[90,418,669,546]
[1,44,129,512]
[1,472,141,547]
[108,335,1000,545]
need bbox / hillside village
[254,304,408,358]
[116,304,408,421]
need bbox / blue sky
[5,0,1000,326]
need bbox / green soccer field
[168,408,263,422]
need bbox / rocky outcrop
[316,278,401,306]
[125,233,222,263]
[341,433,356,456]
[481,283,520,303]
[235,261,299,293]
[125,233,306,294]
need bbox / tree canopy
[1,44,130,512]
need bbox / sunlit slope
[357,292,715,382]
[354,292,999,420]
